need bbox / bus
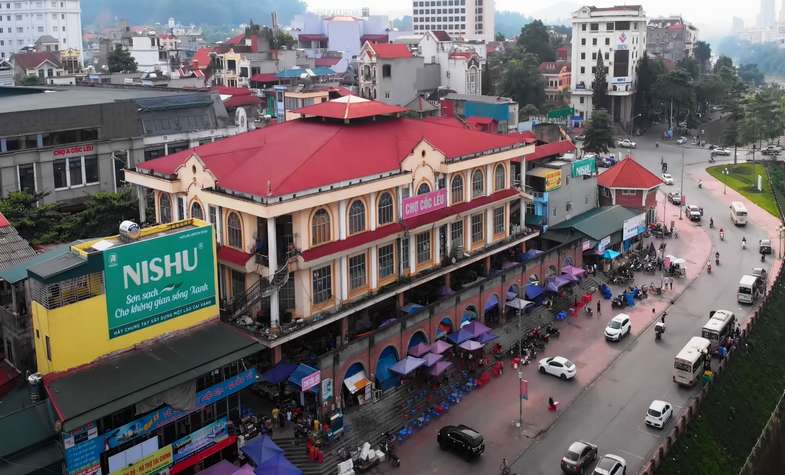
[729,201,748,226]
[701,310,736,350]
[673,337,712,386]
[738,275,759,304]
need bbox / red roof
[224,95,261,109]
[12,51,60,70]
[293,95,405,120]
[214,86,251,96]
[667,23,686,32]
[303,223,404,261]
[366,43,413,59]
[432,31,452,41]
[193,47,214,69]
[136,116,528,198]
[250,73,278,83]
[597,158,663,189]
[517,141,576,162]
[538,60,570,74]
[217,246,252,267]
[315,57,341,67]
[466,117,495,126]
[226,33,259,52]
[299,34,328,42]
[509,131,538,144]
[360,34,389,44]
[0,212,9,228]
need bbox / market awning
[45,321,262,432]
[343,370,371,394]
[506,298,534,310]
[389,356,426,376]
[287,364,319,390]
[261,362,298,384]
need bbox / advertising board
[402,189,447,220]
[103,226,216,339]
[623,213,647,241]
[172,417,228,463]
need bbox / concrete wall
[377,57,425,106]
[416,63,441,92]
[548,173,599,226]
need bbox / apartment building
[0,0,82,61]
[647,16,698,63]
[412,0,495,42]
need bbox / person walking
[661,311,667,324]
[500,458,512,475]
[596,300,601,316]
[272,406,280,428]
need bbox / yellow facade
[31,220,220,375]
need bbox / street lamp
[517,372,527,431]
[779,224,785,259]
[723,168,729,195]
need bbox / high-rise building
[759,0,775,27]
[779,0,785,24]
[570,5,647,128]
[412,0,495,42]
[0,0,82,61]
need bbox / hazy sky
[305,0,767,37]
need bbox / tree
[677,57,699,80]
[584,111,615,153]
[21,75,41,86]
[654,69,695,128]
[272,30,296,49]
[520,104,539,120]
[0,192,63,245]
[517,20,555,62]
[592,52,608,111]
[495,32,506,42]
[69,190,140,239]
[108,45,137,73]
[713,55,734,75]
[634,54,665,119]
[738,64,765,87]
[694,41,711,74]
[497,50,546,108]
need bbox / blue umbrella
[602,249,621,260]
[241,435,283,467]
[255,452,303,475]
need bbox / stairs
[220,251,296,320]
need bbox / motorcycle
[544,324,560,338]
[380,433,400,468]
[720,231,725,241]
[707,262,712,274]
[655,322,665,340]
[611,294,626,309]
[742,239,747,250]
[709,219,714,229]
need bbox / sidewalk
[383,225,712,474]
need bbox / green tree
[584,110,615,153]
[107,45,138,73]
[634,54,664,118]
[520,104,539,120]
[0,192,63,245]
[21,75,41,86]
[655,69,695,128]
[495,32,506,42]
[592,52,608,111]
[517,20,555,62]
[722,96,744,163]
[498,50,546,108]
[677,57,699,80]
[694,41,711,74]
[69,189,140,239]
[713,55,734,75]
[738,63,765,87]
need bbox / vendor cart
[327,412,344,442]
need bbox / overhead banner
[597,236,611,253]
[623,213,647,241]
[172,417,228,463]
[571,157,597,177]
[402,189,447,220]
[110,445,172,475]
[103,225,216,339]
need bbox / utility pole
[679,149,685,220]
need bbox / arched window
[451,175,464,204]
[227,212,243,249]
[471,169,484,199]
[417,182,431,195]
[377,192,394,226]
[494,164,506,191]
[311,208,331,246]
[348,200,366,235]
[190,202,204,220]
[159,193,172,224]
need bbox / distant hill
[495,11,534,39]
[80,0,306,28]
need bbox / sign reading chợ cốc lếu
[103,226,216,339]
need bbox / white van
[701,310,736,350]
[738,275,759,304]
[730,201,748,226]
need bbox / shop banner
[571,158,597,177]
[597,236,611,253]
[322,378,334,402]
[110,445,173,475]
[103,226,216,339]
[64,422,103,475]
[53,144,95,159]
[581,239,593,251]
[623,213,647,241]
[104,368,256,450]
[543,169,562,191]
[301,370,321,392]
[402,189,447,220]
[520,379,528,400]
[172,417,228,463]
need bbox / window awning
[343,370,370,394]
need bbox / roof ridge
[272,125,346,195]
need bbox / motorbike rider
[742,236,747,249]
[707,261,712,273]
[500,458,512,475]
[719,228,725,240]
[698,179,703,189]
[709,217,714,228]
[716,251,720,265]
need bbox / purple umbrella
[463,321,491,338]
[430,340,453,354]
[423,352,444,367]
[459,339,485,351]
[561,265,586,279]
[429,360,454,377]
[389,356,426,376]
[545,275,572,293]
[446,327,474,344]
[477,332,498,344]
[408,342,430,357]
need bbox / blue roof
[277,68,310,79]
[0,244,69,284]
[312,67,336,76]
[287,364,319,388]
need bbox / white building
[127,34,170,73]
[412,0,495,43]
[291,12,390,60]
[0,0,82,61]
[570,5,646,129]
[416,30,483,95]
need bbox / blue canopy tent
[408,332,428,349]
[446,327,474,344]
[255,452,303,475]
[241,435,283,467]
[375,346,400,391]
[261,362,298,384]
[602,249,621,260]
[521,249,545,262]
[287,364,320,393]
[525,283,545,304]
[483,294,499,314]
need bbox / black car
[561,440,598,474]
[437,425,485,460]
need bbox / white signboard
[597,236,611,253]
[623,213,647,241]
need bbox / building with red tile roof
[598,157,663,212]
[364,43,413,60]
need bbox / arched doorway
[483,294,500,326]
[461,305,478,327]
[408,331,428,350]
[375,346,400,391]
[342,362,370,407]
[436,317,453,338]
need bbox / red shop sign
[53,144,95,158]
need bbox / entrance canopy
[521,249,544,262]
[261,362,298,384]
[343,370,371,394]
[288,364,320,392]
[241,435,283,468]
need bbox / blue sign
[172,417,229,463]
[64,435,103,475]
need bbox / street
[379,133,783,475]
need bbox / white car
[617,139,637,149]
[676,137,688,145]
[604,314,631,342]
[592,454,627,475]
[645,400,673,429]
[538,356,577,380]
[661,173,674,185]
[711,147,731,157]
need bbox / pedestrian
[272,406,280,428]
[661,311,667,324]
[286,407,293,424]
[279,409,286,428]
[670,279,674,291]
[596,300,601,316]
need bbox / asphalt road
[510,135,777,475]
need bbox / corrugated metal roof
[0,226,36,273]
[134,93,214,112]
[549,206,639,241]
[0,245,69,284]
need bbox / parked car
[661,173,674,185]
[592,454,627,475]
[676,136,688,145]
[711,148,731,157]
[561,440,598,474]
[617,138,637,149]
[762,145,780,156]
[760,239,772,254]
[604,314,631,342]
[645,400,673,429]
[597,155,617,168]
[668,192,682,205]
[437,425,485,460]
[539,356,577,380]
[685,204,703,221]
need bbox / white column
[519,198,526,229]
[340,256,349,301]
[409,235,417,274]
[267,217,280,328]
[465,216,472,252]
[485,164,493,196]
[446,222,453,254]
[369,192,377,231]
[136,186,146,223]
[486,208,494,244]
[370,247,378,289]
[434,229,441,263]
[338,199,348,240]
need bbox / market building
[124,94,547,413]
[597,157,663,223]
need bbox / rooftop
[0,85,194,114]
[549,205,640,241]
[515,140,576,162]
[0,213,37,273]
[598,157,663,189]
[11,51,61,70]
[365,42,414,60]
[444,93,515,104]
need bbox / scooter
[707,262,712,274]
[655,322,665,340]
[709,219,714,229]
[720,231,725,241]
[380,433,400,468]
